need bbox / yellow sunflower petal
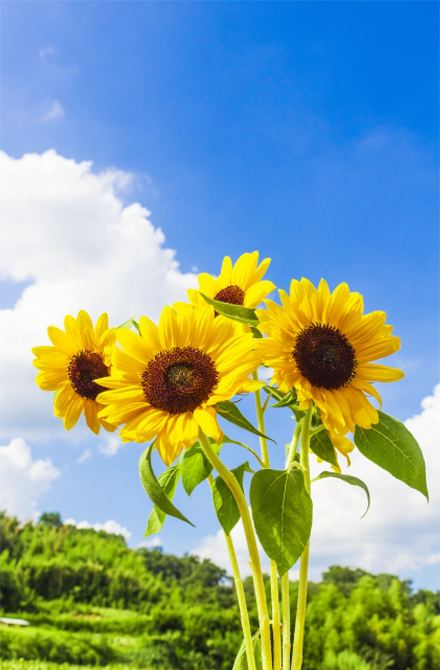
[63,396,83,431]
[84,400,101,435]
[117,327,155,364]
[194,406,223,444]
[358,364,405,382]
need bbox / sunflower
[187,251,276,315]
[258,279,404,456]
[32,311,117,435]
[96,304,263,465]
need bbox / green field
[1,513,439,670]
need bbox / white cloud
[192,505,271,577]
[0,437,60,520]
[192,386,440,582]
[0,150,197,440]
[65,517,132,542]
[76,449,92,464]
[98,436,123,457]
[41,101,64,122]
[138,536,162,549]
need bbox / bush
[0,627,116,665]
[324,650,371,670]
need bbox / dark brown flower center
[213,285,245,317]
[141,347,218,414]
[68,350,109,400]
[292,323,357,391]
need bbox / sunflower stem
[207,474,257,670]
[270,560,282,670]
[252,371,270,468]
[253,371,281,669]
[199,430,273,670]
[281,572,291,668]
[286,419,303,469]
[291,403,313,670]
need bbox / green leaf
[263,385,305,421]
[182,438,221,496]
[212,462,251,535]
[271,388,298,408]
[354,411,428,500]
[250,468,313,576]
[139,443,194,529]
[215,400,275,443]
[117,316,140,333]
[309,430,339,468]
[313,471,371,517]
[145,464,181,536]
[200,293,260,326]
[233,632,263,670]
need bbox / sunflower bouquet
[32,252,428,670]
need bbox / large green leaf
[215,400,275,442]
[233,632,263,670]
[250,468,313,576]
[139,443,194,528]
[313,471,371,517]
[145,464,181,536]
[200,293,260,326]
[182,438,221,496]
[212,462,251,535]
[354,411,428,500]
[309,430,339,468]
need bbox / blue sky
[1,2,438,590]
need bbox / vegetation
[1,512,439,669]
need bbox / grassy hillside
[1,512,439,670]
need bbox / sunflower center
[213,285,245,317]
[68,350,109,400]
[292,323,357,391]
[142,347,218,414]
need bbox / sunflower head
[258,278,404,458]
[96,304,263,465]
[186,251,275,316]
[32,310,117,435]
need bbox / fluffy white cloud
[0,150,197,440]
[64,517,132,542]
[192,385,440,582]
[0,437,60,520]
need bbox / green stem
[281,572,291,668]
[199,430,273,670]
[253,372,281,669]
[207,474,257,670]
[270,560,282,670]
[291,403,313,670]
[286,419,303,469]
[252,371,270,468]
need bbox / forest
[0,512,439,670]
